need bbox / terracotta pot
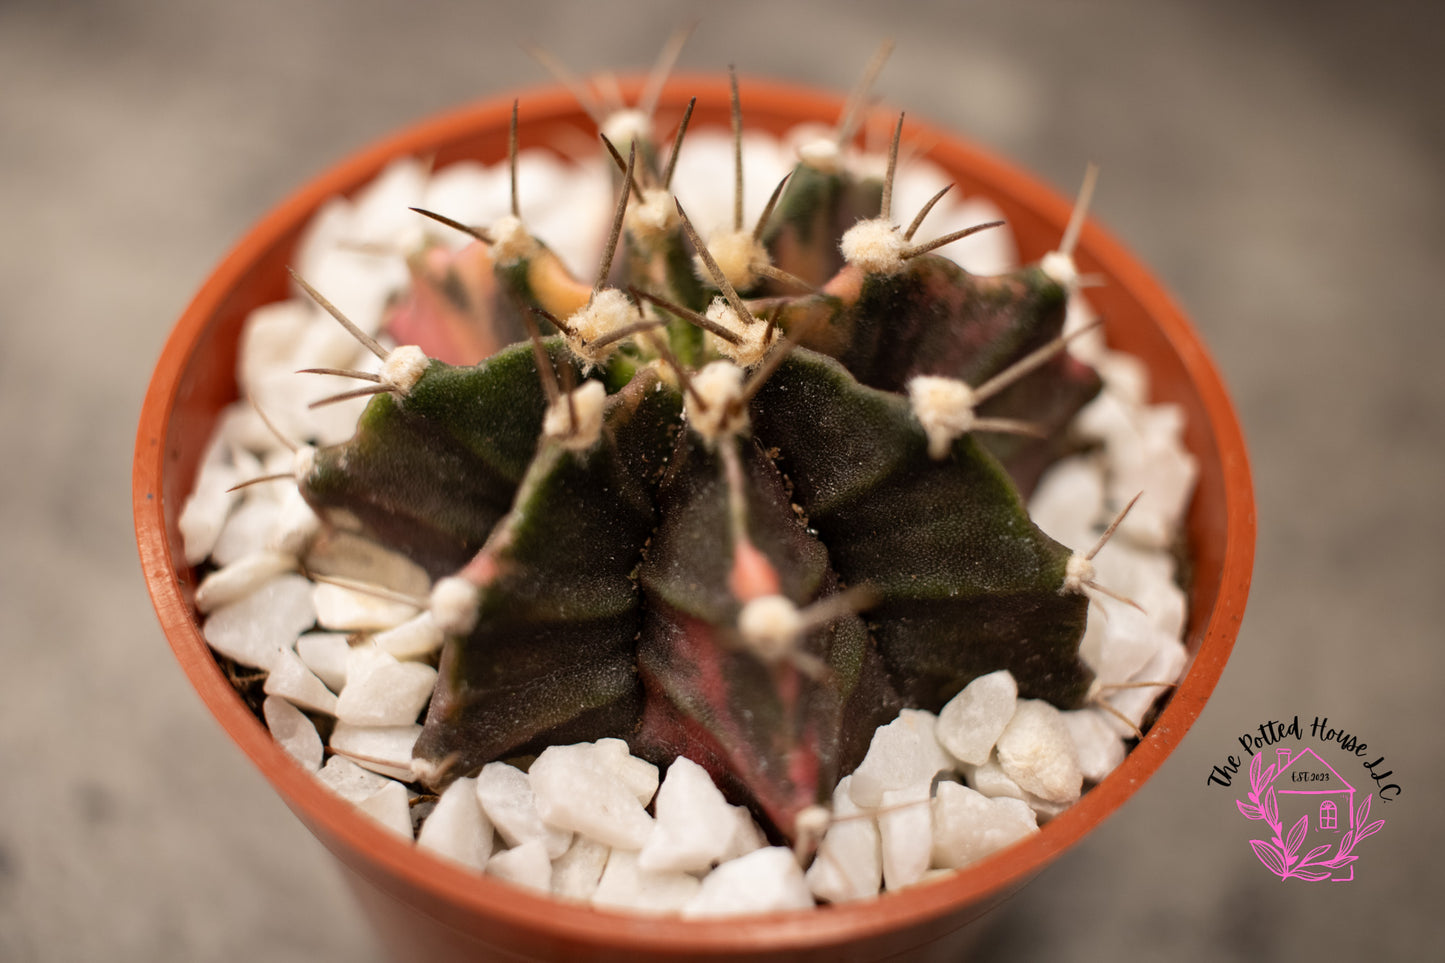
[133,75,1255,962]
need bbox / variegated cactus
[292,57,1109,845]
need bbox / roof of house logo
[1236,746,1382,881]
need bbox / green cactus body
[301,103,1103,844]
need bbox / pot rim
[134,73,1254,956]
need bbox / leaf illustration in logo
[1285,815,1308,861]
[1301,843,1332,865]
[1250,838,1288,878]
[1236,799,1264,820]
[1263,785,1280,827]
[1357,819,1385,844]
[1293,868,1333,882]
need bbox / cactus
[293,63,1109,845]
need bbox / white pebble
[266,485,321,557]
[262,695,323,771]
[1112,407,1198,548]
[1062,709,1127,783]
[179,451,239,565]
[317,756,390,803]
[474,762,572,859]
[312,581,420,633]
[417,777,493,872]
[1028,456,1106,550]
[329,722,421,782]
[335,649,436,726]
[683,848,813,919]
[638,757,736,874]
[487,839,552,893]
[239,299,315,395]
[1080,600,1161,684]
[551,836,611,902]
[349,158,429,246]
[1094,349,1151,406]
[930,782,1037,870]
[295,631,351,693]
[263,648,339,715]
[372,611,444,660]
[211,497,281,566]
[936,670,1018,766]
[965,754,1025,801]
[848,709,953,809]
[878,782,933,891]
[593,850,701,915]
[995,700,1083,805]
[305,530,432,599]
[202,572,316,670]
[587,738,659,805]
[1101,639,1188,737]
[355,779,414,839]
[719,807,767,864]
[529,744,654,850]
[806,774,880,904]
[195,551,297,613]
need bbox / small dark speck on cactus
[295,73,1105,844]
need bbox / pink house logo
[1237,746,1384,881]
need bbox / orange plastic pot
[134,76,1254,962]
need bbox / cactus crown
[294,49,1106,844]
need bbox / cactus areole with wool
[296,93,1106,846]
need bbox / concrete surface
[1,0,1440,959]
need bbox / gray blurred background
[2,0,1440,959]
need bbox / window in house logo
[1236,746,1384,881]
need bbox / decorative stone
[935,670,1018,767]
[930,782,1038,869]
[1062,708,1127,783]
[848,709,953,809]
[263,648,339,715]
[529,744,654,850]
[416,776,493,872]
[551,836,611,902]
[305,529,431,599]
[1028,456,1106,551]
[211,497,280,567]
[995,700,1083,805]
[487,839,552,893]
[195,551,297,613]
[806,775,881,904]
[878,782,933,891]
[965,754,1026,801]
[202,573,316,670]
[683,847,813,919]
[593,850,701,915]
[328,722,421,781]
[588,738,660,805]
[355,779,413,839]
[262,695,323,771]
[372,611,444,661]
[312,581,420,633]
[316,756,390,803]
[335,649,436,726]
[474,762,571,859]
[295,631,351,693]
[638,756,735,874]
[718,806,767,865]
